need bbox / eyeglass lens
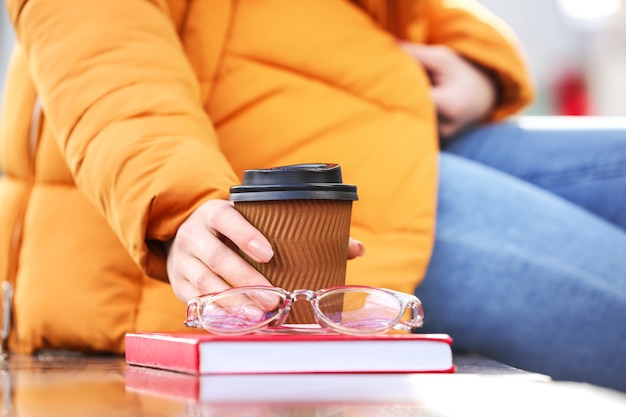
[317,289,403,331]
[200,290,285,331]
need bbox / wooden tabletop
[1,352,625,416]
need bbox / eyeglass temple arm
[392,299,424,332]
[184,301,203,328]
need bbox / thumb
[347,238,365,260]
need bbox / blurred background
[1,0,625,116]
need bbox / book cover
[125,331,454,375]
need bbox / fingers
[436,106,464,139]
[168,199,366,303]
[399,42,497,139]
[207,202,274,264]
[167,200,274,302]
[398,43,453,79]
[198,236,271,290]
[169,254,232,302]
[347,237,365,260]
[398,42,461,137]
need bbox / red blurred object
[553,69,593,115]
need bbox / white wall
[478,0,588,114]
[585,5,626,115]
[478,0,626,115]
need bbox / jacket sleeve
[403,0,535,121]
[6,0,239,281]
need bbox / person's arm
[405,0,535,123]
[7,0,364,301]
[6,0,274,299]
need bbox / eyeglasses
[185,285,424,335]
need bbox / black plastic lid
[229,163,358,202]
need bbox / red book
[125,331,454,375]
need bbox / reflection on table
[1,352,626,417]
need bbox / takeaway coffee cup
[229,163,358,324]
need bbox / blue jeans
[415,125,626,392]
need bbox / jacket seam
[176,0,193,38]
[202,0,239,110]
[225,52,422,117]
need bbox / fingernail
[356,240,365,256]
[240,303,267,323]
[248,239,274,263]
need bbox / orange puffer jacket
[0,0,533,353]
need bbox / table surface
[1,352,626,417]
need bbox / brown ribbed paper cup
[229,163,358,324]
